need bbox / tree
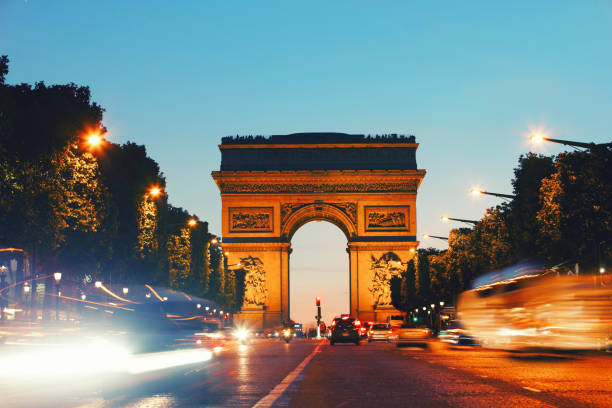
[168,228,191,289]
[97,142,166,284]
[390,257,417,313]
[0,60,107,276]
[507,153,554,258]
[0,55,8,85]
[537,147,612,270]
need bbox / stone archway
[212,133,426,328]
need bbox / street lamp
[122,287,129,295]
[210,238,219,245]
[439,301,445,307]
[529,133,612,150]
[430,304,435,309]
[422,233,449,241]
[148,186,162,198]
[187,218,198,227]
[54,272,62,320]
[470,187,515,200]
[440,216,478,226]
[95,281,102,288]
[85,130,105,151]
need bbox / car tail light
[331,320,336,327]
[387,330,393,334]
[353,320,361,327]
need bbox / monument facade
[212,133,426,328]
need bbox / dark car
[438,320,477,346]
[329,315,361,345]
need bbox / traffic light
[316,296,321,306]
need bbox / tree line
[392,145,611,313]
[0,56,242,312]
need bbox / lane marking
[522,386,541,393]
[253,341,323,408]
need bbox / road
[2,338,612,407]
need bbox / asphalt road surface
[2,339,611,407]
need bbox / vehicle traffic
[458,261,612,350]
[329,314,361,345]
[367,323,390,342]
[393,322,431,347]
[438,320,477,346]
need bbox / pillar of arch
[212,133,426,328]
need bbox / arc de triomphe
[212,133,426,328]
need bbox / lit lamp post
[54,272,62,320]
[122,287,129,296]
[23,282,31,320]
[148,186,162,198]
[440,216,478,226]
[470,187,515,200]
[422,233,449,242]
[84,130,107,152]
[530,133,612,150]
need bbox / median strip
[253,341,323,408]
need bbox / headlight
[234,329,249,341]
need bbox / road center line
[522,386,541,393]
[253,341,323,408]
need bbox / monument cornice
[212,169,426,194]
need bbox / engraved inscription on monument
[365,206,410,231]
[229,207,273,233]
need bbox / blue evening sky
[2,1,611,325]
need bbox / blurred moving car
[367,323,390,342]
[458,261,612,350]
[387,314,405,328]
[394,322,430,347]
[438,320,476,346]
[329,315,360,345]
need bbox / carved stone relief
[364,206,410,231]
[368,252,407,308]
[229,207,273,233]
[280,202,357,227]
[241,256,268,306]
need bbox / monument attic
[212,132,426,328]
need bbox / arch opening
[282,202,357,242]
[289,220,349,329]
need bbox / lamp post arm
[428,235,449,241]
[447,217,478,226]
[481,191,516,200]
[543,137,612,149]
